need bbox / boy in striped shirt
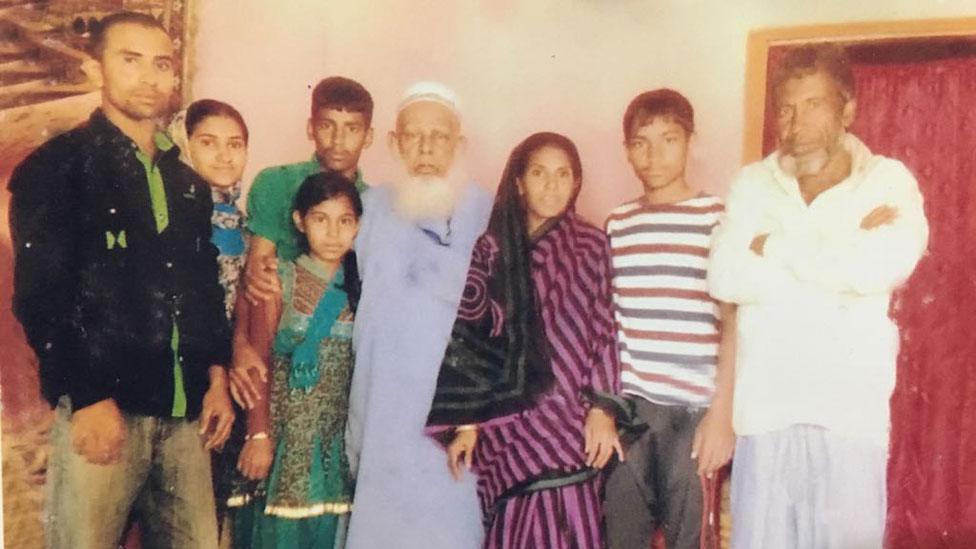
[603,89,736,549]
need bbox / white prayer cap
[397,80,461,117]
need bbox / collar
[296,253,338,281]
[90,108,179,160]
[530,210,574,245]
[310,153,366,187]
[418,218,453,246]
[153,130,175,152]
[635,190,706,210]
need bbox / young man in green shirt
[230,77,374,408]
[244,76,374,296]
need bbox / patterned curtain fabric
[765,45,976,548]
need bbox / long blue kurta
[346,181,491,548]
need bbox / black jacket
[9,109,231,418]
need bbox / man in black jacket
[9,12,234,548]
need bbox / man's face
[625,116,690,193]
[98,23,176,121]
[391,101,462,177]
[307,108,373,176]
[775,70,854,160]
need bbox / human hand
[584,407,623,469]
[860,205,899,230]
[71,398,125,465]
[200,368,235,450]
[230,341,267,410]
[750,233,770,256]
[237,437,274,480]
[244,255,281,304]
[447,427,478,481]
[691,407,735,479]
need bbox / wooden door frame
[742,17,976,163]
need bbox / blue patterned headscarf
[167,109,247,319]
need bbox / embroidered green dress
[232,255,355,549]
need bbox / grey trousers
[731,424,887,549]
[45,396,219,549]
[604,398,707,549]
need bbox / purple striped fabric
[485,477,604,549]
[463,212,620,542]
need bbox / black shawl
[426,136,568,427]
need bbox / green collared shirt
[134,131,187,417]
[247,155,367,262]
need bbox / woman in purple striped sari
[427,132,623,548]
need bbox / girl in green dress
[228,171,362,548]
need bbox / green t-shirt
[247,155,367,262]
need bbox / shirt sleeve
[246,167,284,245]
[9,145,113,409]
[707,168,800,305]
[762,161,929,296]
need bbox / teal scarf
[273,261,347,391]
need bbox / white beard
[390,164,466,222]
[778,149,830,178]
[778,131,845,178]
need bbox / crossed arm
[709,163,929,304]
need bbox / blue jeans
[45,396,218,549]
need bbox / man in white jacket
[710,44,928,549]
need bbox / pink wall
[190,0,976,224]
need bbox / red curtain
[855,54,976,548]
[765,47,976,547]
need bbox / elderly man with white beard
[344,82,491,548]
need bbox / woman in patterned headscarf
[169,99,250,319]
[169,99,253,539]
[428,132,624,549]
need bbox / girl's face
[188,115,248,189]
[293,195,360,267]
[517,145,579,232]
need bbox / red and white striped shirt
[606,194,724,407]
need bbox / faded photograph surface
[1,2,974,549]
